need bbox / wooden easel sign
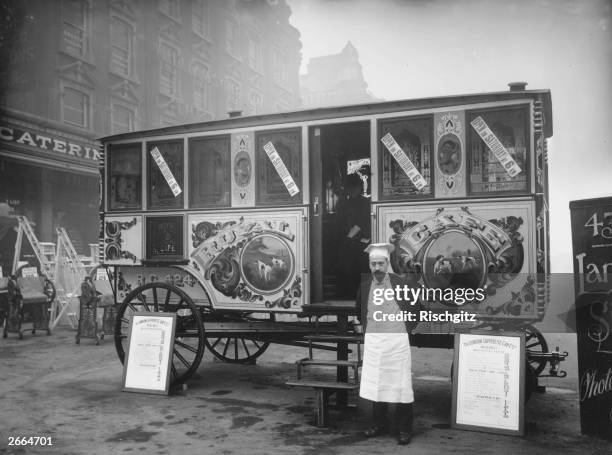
[122,312,176,395]
[451,330,526,436]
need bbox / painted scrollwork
[104,218,138,263]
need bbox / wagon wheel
[205,336,270,364]
[114,282,205,386]
[524,324,548,376]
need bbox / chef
[356,243,420,445]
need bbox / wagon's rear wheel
[205,336,270,364]
[114,282,205,385]
[524,324,548,376]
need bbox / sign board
[452,330,525,436]
[21,266,38,278]
[380,133,427,190]
[122,312,176,395]
[262,141,300,196]
[150,147,182,197]
[570,196,612,440]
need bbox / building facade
[300,42,379,108]
[0,0,302,270]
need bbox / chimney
[228,110,242,118]
[508,81,528,92]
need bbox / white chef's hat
[364,243,394,260]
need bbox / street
[0,328,608,455]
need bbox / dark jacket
[356,273,421,334]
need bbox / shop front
[0,111,100,274]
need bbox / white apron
[359,276,414,403]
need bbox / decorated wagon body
[98,83,560,386]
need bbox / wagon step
[296,358,361,382]
[285,380,360,428]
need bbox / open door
[309,122,371,303]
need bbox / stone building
[0,0,302,270]
[300,42,379,108]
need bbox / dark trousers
[372,401,413,433]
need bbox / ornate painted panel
[434,111,466,198]
[103,215,142,265]
[188,209,307,311]
[377,200,539,320]
[231,132,255,207]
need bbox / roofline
[100,88,552,142]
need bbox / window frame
[466,105,531,197]
[158,40,180,98]
[377,115,435,201]
[188,135,232,208]
[61,84,91,129]
[61,0,88,58]
[107,143,143,211]
[146,139,185,210]
[110,15,134,78]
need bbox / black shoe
[363,425,387,438]
[398,431,412,445]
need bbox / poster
[452,331,525,435]
[122,313,177,395]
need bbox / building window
[272,48,289,88]
[159,0,180,21]
[248,91,262,115]
[111,103,136,134]
[110,17,133,77]
[62,86,89,128]
[159,42,179,98]
[62,0,87,57]
[248,35,262,72]
[225,79,240,111]
[225,19,239,57]
[192,62,210,111]
[192,0,210,38]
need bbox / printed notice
[452,332,524,435]
[150,147,182,197]
[470,116,522,178]
[380,133,427,190]
[21,266,38,278]
[263,141,300,196]
[123,313,176,395]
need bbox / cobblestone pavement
[0,328,608,455]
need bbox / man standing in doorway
[357,243,420,445]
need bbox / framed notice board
[451,330,526,436]
[122,312,176,395]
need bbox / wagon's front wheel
[114,282,205,386]
[205,337,270,364]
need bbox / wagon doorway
[309,122,371,303]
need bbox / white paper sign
[262,141,300,196]
[21,266,38,278]
[95,268,109,281]
[470,116,522,178]
[150,147,182,197]
[380,133,427,190]
[123,313,176,394]
[454,333,523,432]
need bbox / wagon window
[378,117,433,199]
[147,140,184,209]
[108,143,142,210]
[256,128,302,205]
[146,215,184,261]
[189,136,231,208]
[468,106,529,194]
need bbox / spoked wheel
[205,336,270,364]
[114,282,205,386]
[524,324,549,376]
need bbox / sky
[287,0,612,273]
